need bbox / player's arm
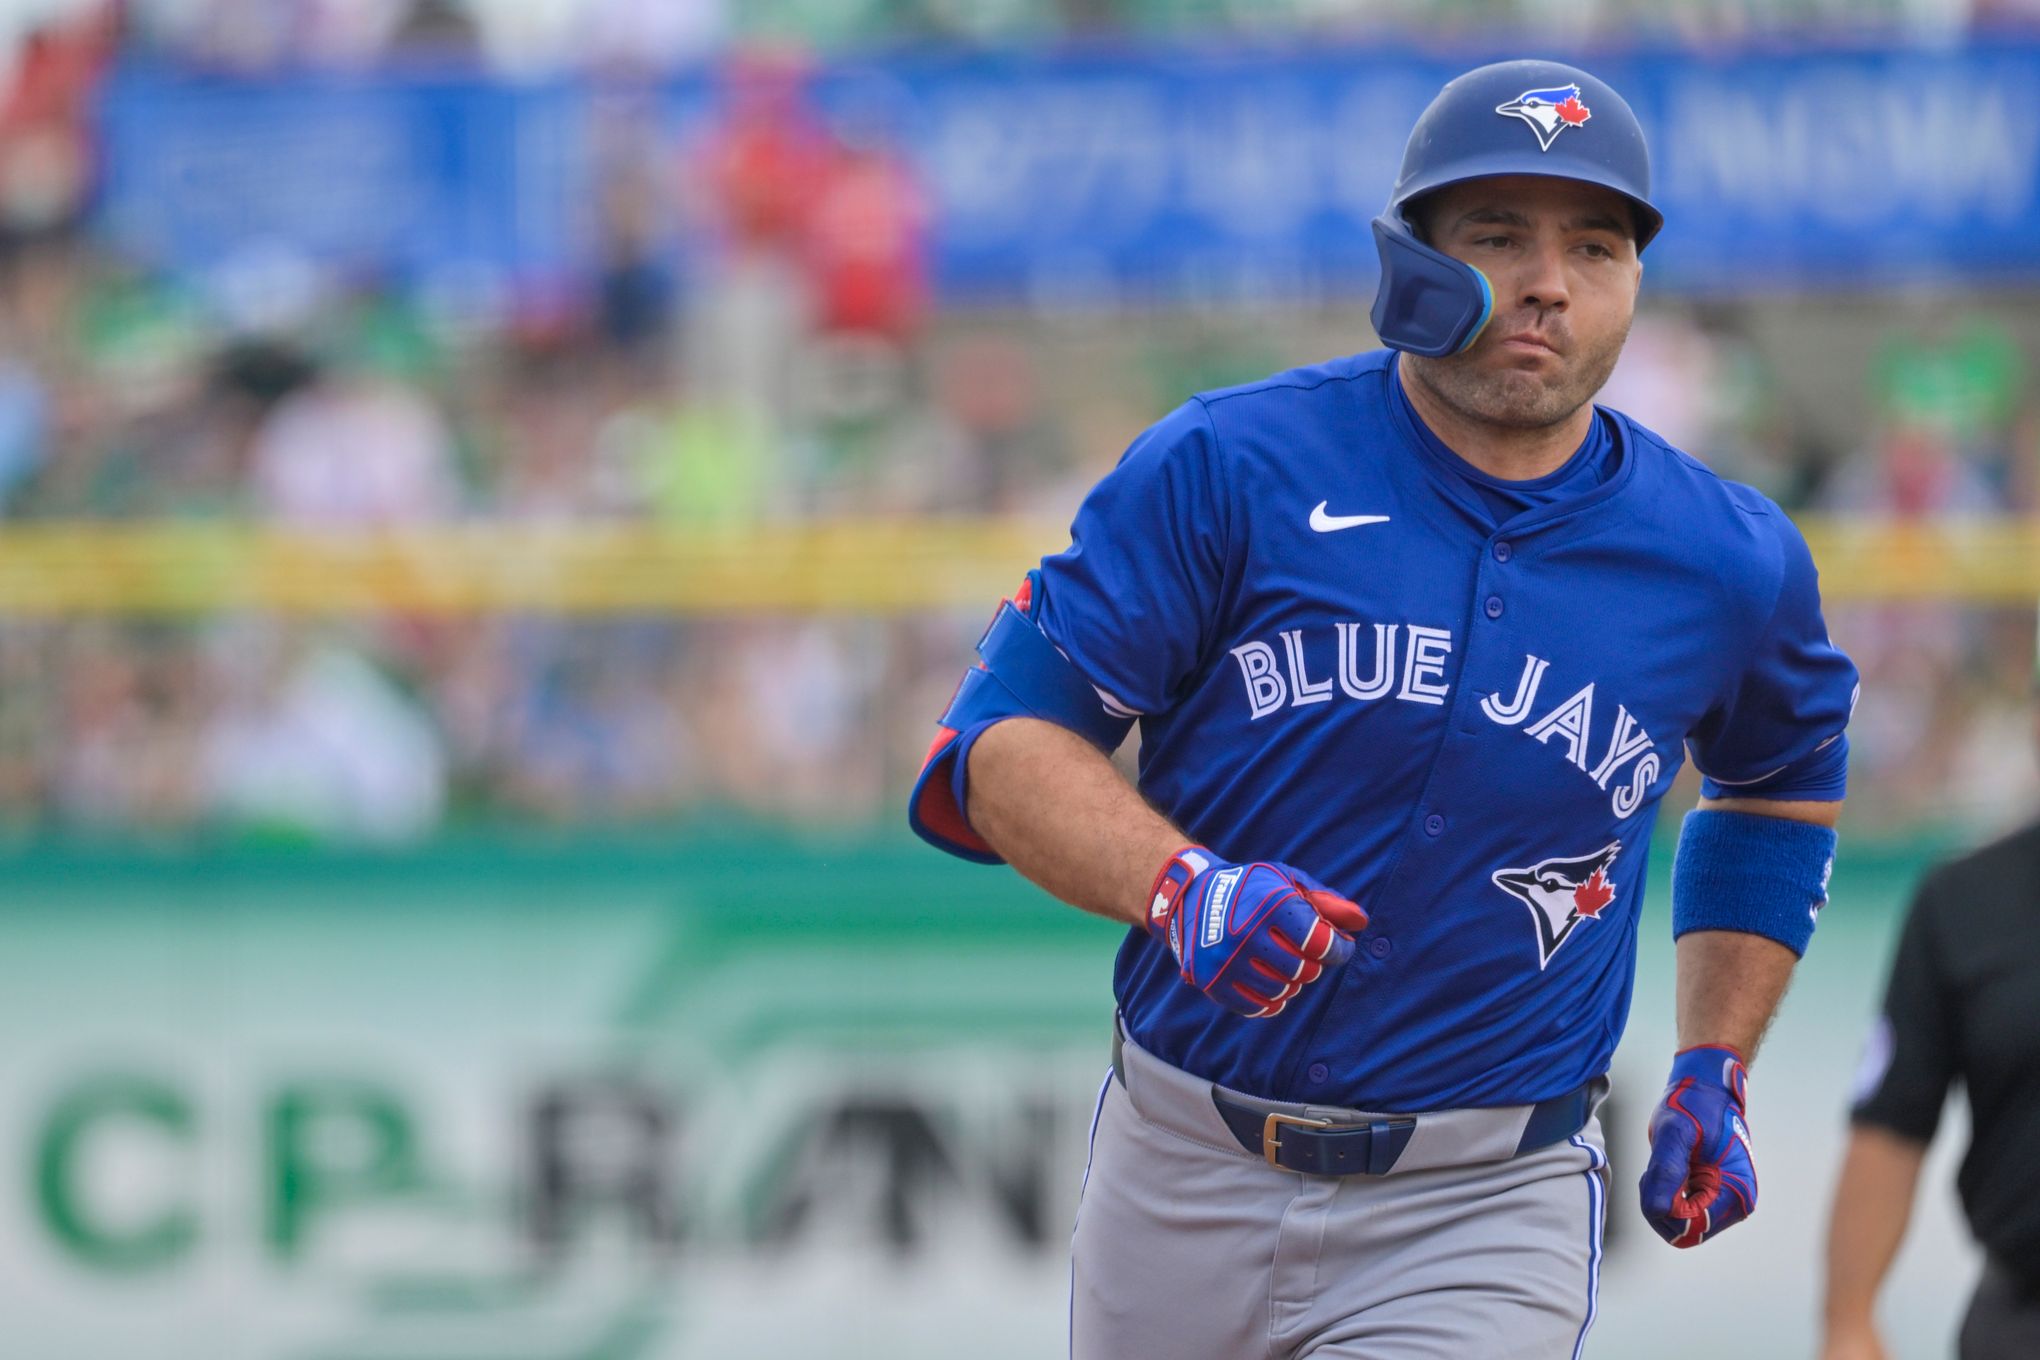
[1819,1125,1927,1360]
[1640,508,1858,1250]
[1639,787,1844,1249]
[964,716,1180,927]
[963,713,1364,1018]
[1672,794,1840,1058]
[907,400,1364,1018]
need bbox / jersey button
[1423,813,1445,836]
[1369,936,1393,959]
[1484,595,1504,619]
[1493,541,1513,562]
[1307,1062,1330,1084]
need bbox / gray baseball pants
[1071,1024,1608,1360]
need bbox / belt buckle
[1261,1110,1335,1168]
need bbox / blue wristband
[1670,809,1837,957]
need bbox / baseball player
[911,59,1856,1359]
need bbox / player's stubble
[1401,305,1632,435]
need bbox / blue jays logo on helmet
[1495,83,1594,151]
[1491,841,1620,969]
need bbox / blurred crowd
[0,5,2034,844]
[0,15,1082,842]
[59,0,2040,73]
[1600,307,2040,837]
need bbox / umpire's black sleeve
[1850,872,1957,1142]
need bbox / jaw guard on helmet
[1371,59,1664,359]
[1370,217,1495,358]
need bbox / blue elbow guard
[908,571,1137,864]
[1670,809,1838,957]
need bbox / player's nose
[1515,238,1570,312]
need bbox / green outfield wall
[0,830,1984,1359]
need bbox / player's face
[1402,175,1642,432]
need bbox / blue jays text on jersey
[1226,617,1664,820]
[994,349,1856,1113]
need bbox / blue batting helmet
[1371,59,1663,358]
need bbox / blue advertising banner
[94,43,2040,302]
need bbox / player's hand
[1638,1044,1757,1248]
[1143,846,1367,1018]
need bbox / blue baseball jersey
[1033,349,1858,1112]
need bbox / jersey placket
[1279,426,1642,1096]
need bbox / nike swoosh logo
[1309,502,1392,532]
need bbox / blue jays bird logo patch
[1491,841,1621,969]
[1495,84,1593,151]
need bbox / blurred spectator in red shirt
[804,128,928,343]
[0,3,114,247]
[702,47,833,261]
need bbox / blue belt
[1111,1024,1595,1177]
[1215,1100,1420,1176]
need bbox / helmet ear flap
[1369,216,1494,358]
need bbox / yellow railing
[1797,517,2040,603]
[0,517,2031,614]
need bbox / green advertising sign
[0,832,1983,1359]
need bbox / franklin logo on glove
[1202,866,1243,948]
